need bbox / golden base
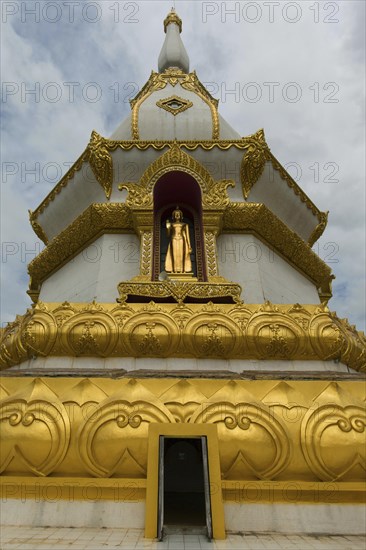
[167,272,198,282]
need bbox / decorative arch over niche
[119,145,234,210]
[153,172,206,281]
[118,145,234,285]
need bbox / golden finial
[164,8,182,33]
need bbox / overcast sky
[1,0,365,331]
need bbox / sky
[1,0,365,331]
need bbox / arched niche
[153,171,206,281]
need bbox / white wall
[217,234,320,304]
[39,234,140,303]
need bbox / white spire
[158,9,190,73]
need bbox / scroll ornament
[1,301,365,372]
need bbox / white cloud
[1,0,365,331]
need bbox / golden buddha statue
[164,206,193,274]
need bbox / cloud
[1,0,365,332]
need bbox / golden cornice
[28,203,133,291]
[0,376,365,484]
[119,144,234,210]
[129,69,219,140]
[1,301,365,372]
[223,203,332,291]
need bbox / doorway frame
[145,423,225,540]
[158,435,212,540]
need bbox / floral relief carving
[301,383,366,481]
[1,301,365,371]
[77,380,175,477]
[191,394,291,480]
[0,379,70,476]
[0,378,364,484]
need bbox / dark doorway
[158,437,212,540]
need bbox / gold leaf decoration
[160,380,207,423]
[0,379,70,476]
[0,377,365,485]
[204,231,218,277]
[240,129,269,199]
[1,302,365,371]
[117,282,242,304]
[78,380,175,477]
[301,383,366,481]
[87,130,113,199]
[308,211,329,246]
[28,210,49,244]
[118,182,153,208]
[191,381,291,480]
[156,95,193,115]
[59,306,119,357]
[122,309,180,357]
[246,307,307,359]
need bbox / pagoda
[1,10,365,540]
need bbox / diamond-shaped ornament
[156,95,193,115]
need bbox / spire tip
[164,8,182,33]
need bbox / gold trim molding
[269,152,326,225]
[1,301,365,371]
[145,423,225,539]
[32,151,87,219]
[0,477,363,505]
